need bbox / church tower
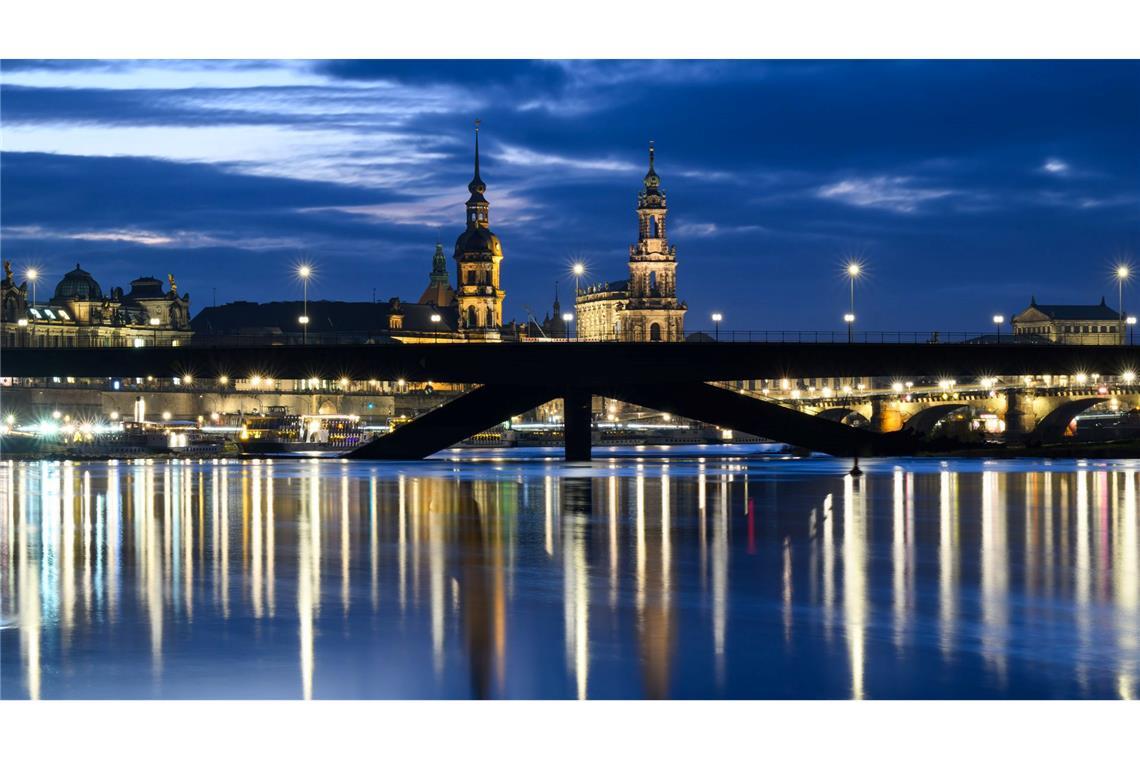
[622,142,686,341]
[453,121,505,340]
[418,241,456,307]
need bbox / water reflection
[2,456,1139,699]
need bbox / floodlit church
[575,143,687,341]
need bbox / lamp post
[149,316,160,346]
[571,263,585,297]
[562,312,574,341]
[992,314,1004,341]
[1116,265,1130,344]
[26,268,38,345]
[711,312,723,342]
[1128,315,1137,345]
[430,312,442,343]
[844,312,855,343]
[298,265,311,345]
[846,260,860,315]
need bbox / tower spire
[467,118,487,200]
[649,139,655,171]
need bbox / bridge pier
[870,398,903,433]
[563,389,593,462]
[1003,387,1037,439]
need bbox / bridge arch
[902,404,970,436]
[816,407,870,427]
[1033,397,1112,441]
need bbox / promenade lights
[17,318,28,327]
[182,374,193,385]
[250,375,262,387]
[1123,370,1136,384]
[993,314,1004,339]
[1075,372,1088,385]
[843,313,855,343]
[162,411,172,421]
[1128,315,1138,345]
[891,382,904,393]
[711,312,723,341]
[109,411,120,421]
[219,375,229,386]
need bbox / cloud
[1042,158,1070,174]
[816,176,957,213]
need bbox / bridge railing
[2,328,1133,348]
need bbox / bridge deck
[4,342,1137,383]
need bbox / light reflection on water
[1,453,1139,699]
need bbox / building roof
[580,279,629,296]
[1015,297,1120,321]
[127,276,166,299]
[52,264,103,302]
[190,300,459,336]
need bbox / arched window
[650,323,662,342]
[467,306,478,327]
[649,271,658,294]
[649,216,658,238]
[486,306,494,327]
[467,270,476,285]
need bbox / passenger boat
[238,407,369,454]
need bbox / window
[648,216,658,238]
[467,270,476,285]
[650,323,662,341]
[467,306,478,327]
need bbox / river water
[1,447,1137,699]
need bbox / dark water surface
[2,449,1138,699]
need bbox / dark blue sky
[2,60,1137,331]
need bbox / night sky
[2,59,1137,332]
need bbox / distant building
[1011,296,1123,344]
[453,123,505,340]
[525,284,569,339]
[418,243,456,308]
[1,261,191,347]
[190,297,458,343]
[576,143,687,341]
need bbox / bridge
[4,341,1138,460]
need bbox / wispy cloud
[816,176,956,213]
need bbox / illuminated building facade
[1011,297,1124,345]
[576,143,686,341]
[1,262,191,348]
[453,123,505,340]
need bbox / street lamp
[711,312,723,341]
[846,261,861,317]
[571,262,585,296]
[298,264,312,345]
[1128,315,1137,345]
[992,314,1004,340]
[562,312,574,340]
[430,312,442,343]
[26,268,38,307]
[844,312,855,343]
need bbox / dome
[53,264,103,302]
[454,226,501,257]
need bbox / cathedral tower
[453,121,505,339]
[622,142,686,341]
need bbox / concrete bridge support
[345,384,555,460]
[870,398,903,433]
[1003,388,1037,439]
[563,389,593,462]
